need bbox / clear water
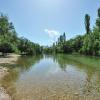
[0,54,100,100]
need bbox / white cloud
[44,29,60,42]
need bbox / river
[0,54,100,100]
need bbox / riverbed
[0,54,100,100]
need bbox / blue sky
[0,0,99,46]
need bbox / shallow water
[0,54,100,100]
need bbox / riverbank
[0,54,20,64]
[0,54,20,100]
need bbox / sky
[0,0,100,46]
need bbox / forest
[44,8,100,56]
[0,8,100,56]
[0,14,42,56]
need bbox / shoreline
[0,54,20,100]
[0,54,20,64]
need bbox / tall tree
[63,32,66,42]
[0,13,9,36]
[98,8,100,18]
[96,8,100,31]
[85,14,90,34]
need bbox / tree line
[44,8,100,56]
[0,13,42,56]
[0,8,100,56]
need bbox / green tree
[98,8,100,18]
[85,14,90,34]
[63,32,66,43]
[96,8,100,31]
[0,14,9,36]
[0,42,14,56]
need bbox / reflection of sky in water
[1,55,100,100]
[18,58,61,81]
[16,56,91,90]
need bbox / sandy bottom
[0,67,11,100]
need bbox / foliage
[44,8,100,56]
[0,13,42,56]
[85,14,90,34]
[0,8,100,56]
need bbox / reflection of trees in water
[0,55,43,70]
[44,54,67,71]
[53,54,67,71]
[52,54,100,72]
[0,55,43,99]
[16,55,43,72]
[51,54,100,95]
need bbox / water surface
[0,54,100,100]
